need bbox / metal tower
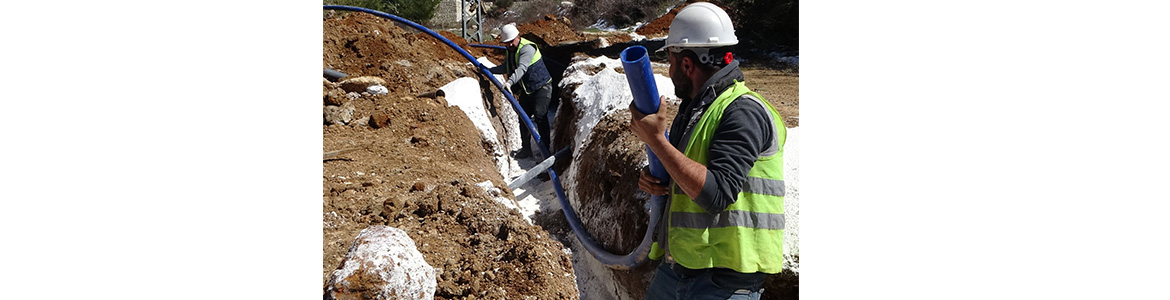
[460,0,485,42]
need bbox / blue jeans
[645,262,764,300]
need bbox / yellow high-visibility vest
[649,80,787,274]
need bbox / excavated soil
[517,14,589,46]
[634,5,680,38]
[323,13,577,299]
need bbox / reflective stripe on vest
[649,80,788,274]
[670,210,785,230]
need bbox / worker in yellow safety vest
[628,2,787,299]
[489,23,553,159]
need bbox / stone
[325,102,356,125]
[325,225,437,300]
[369,112,391,129]
[325,88,347,106]
[339,76,389,93]
[367,85,389,95]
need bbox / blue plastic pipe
[324,5,653,269]
[621,46,669,181]
[618,45,671,266]
[469,43,506,50]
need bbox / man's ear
[680,55,698,77]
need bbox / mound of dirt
[323,13,578,299]
[517,14,588,46]
[634,6,680,38]
[324,12,499,97]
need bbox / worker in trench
[489,23,553,159]
[628,2,788,299]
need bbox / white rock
[325,225,437,300]
[367,85,389,95]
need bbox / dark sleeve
[693,97,774,214]
[488,64,505,75]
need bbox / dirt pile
[517,14,588,46]
[324,12,499,96]
[323,12,578,299]
[634,6,680,38]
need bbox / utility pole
[461,0,484,42]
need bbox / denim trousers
[645,262,764,300]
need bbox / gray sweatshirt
[488,44,537,88]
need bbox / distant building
[432,0,484,29]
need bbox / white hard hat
[500,23,519,43]
[658,2,738,53]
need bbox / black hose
[323,68,347,82]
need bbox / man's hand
[629,95,670,147]
[629,95,707,199]
[637,168,669,196]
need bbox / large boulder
[325,225,437,300]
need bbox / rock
[339,76,389,93]
[369,112,391,128]
[325,102,356,125]
[325,225,437,300]
[353,116,370,127]
[325,88,347,106]
[367,85,389,95]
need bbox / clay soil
[323,13,578,299]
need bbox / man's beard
[671,66,692,102]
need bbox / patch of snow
[783,127,800,272]
[587,19,615,31]
[367,84,388,95]
[567,235,630,300]
[627,32,646,41]
[509,157,563,224]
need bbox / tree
[387,0,443,23]
[710,0,799,51]
[324,0,441,23]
